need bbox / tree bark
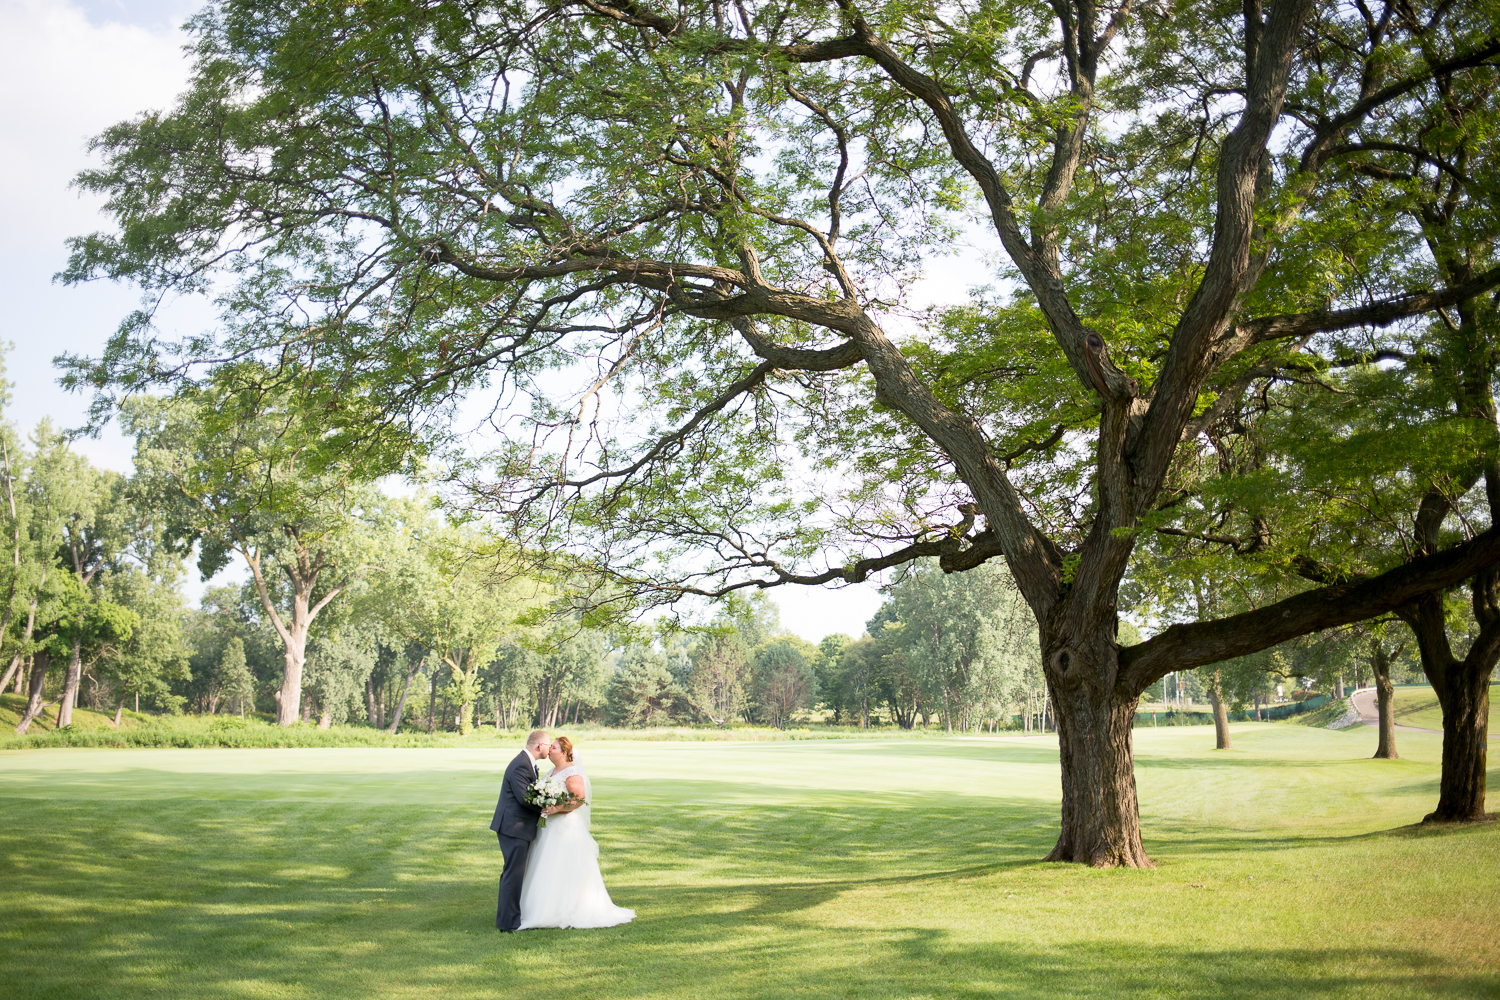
[113,697,125,728]
[55,637,83,728]
[387,655,424,733]
[365,676,378,727]
[15,653,51,734]
[1208,669,1231,750]
[1398,585,1498,822]
[0,653,21,696]
[1043,641,1152,867]
[275,606,311,726]
[1371,641,1398,760]
[427,671,438,733]
[1427,668,1491,822]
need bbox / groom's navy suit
[491,749,543,930]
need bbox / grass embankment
[2,725,1496,999]
[1285,698,1352,728]
[0,693,952,749]
[1390,682,1500,732]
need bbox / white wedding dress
[517,762,635,929]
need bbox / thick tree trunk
[1043,631,1153,868]
[365,677,378,727]
[1426,663,1492,822]
[1208,669,1231,750]
[1400,587,1497,822]
[15,653,50,734]
[1371,643,1398,760]
[113,698,125,728]
[56,638,83,728]
[318,707,332,729]
[1044,676,1151,867]
[275,617,310,726]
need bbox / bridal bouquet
[525,774,580,828]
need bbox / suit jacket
[490,749,542,840]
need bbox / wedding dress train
[516,763,635,929]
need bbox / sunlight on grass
[1,723,1496,999]
[1390,683,1499,733]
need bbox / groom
[491,729,549,931]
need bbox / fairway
[1391,683,1500,733]
[2,724,1496,999]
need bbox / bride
[517,736,635,930]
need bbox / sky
[0,0,1004,643]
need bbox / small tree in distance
[751,641,819,728]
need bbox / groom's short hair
[525,729,549,750]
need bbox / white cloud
[0,0,200,471]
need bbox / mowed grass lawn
[1,724,1496,1000]
[1391,682,1500,733]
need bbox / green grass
[2,724,1496,999]
[1390,683,1500,732]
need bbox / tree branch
[1117,526,1500,693]
[1242,263,1500,344]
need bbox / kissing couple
[490,730,636,931]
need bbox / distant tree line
[0,348,1456,751]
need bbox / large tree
[24,428,130,728]
[1136,8,1500,820]
[64,0,1500,863]
[123,390,388,725]
[873,559,1037,732]
[379,512,537,734]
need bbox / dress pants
[496,831,532,930]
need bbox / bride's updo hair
[553,736,575,762]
